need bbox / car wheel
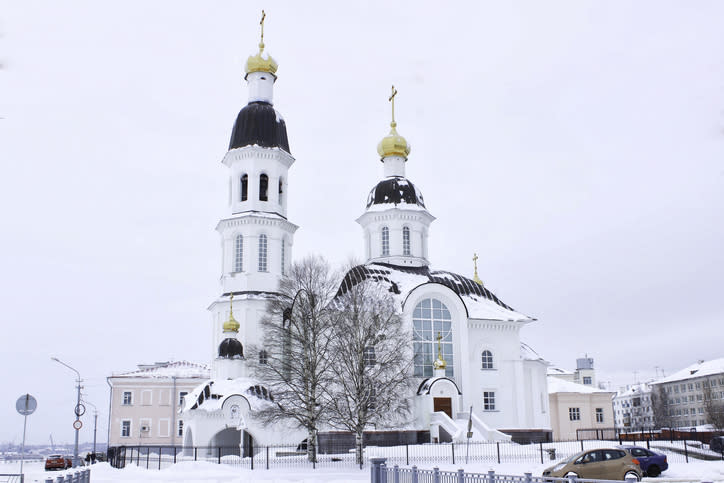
[564,472,579,479]
[624,471,641,481]
[647,465,661,477]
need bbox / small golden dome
[223,293,240,332]
[433,355,447,371]
[245,42,278,78]
[377,121,411,159]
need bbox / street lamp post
[83,399,99,463]
[51,357,82,467]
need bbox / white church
[180,17,551,455]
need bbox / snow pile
[547,376,612,394]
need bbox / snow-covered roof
[336,263,533,322]
[547,366,574,376]
[615,382,652,398]
[654,358,724,385]
[521,342,547,362]
[181,377,274,413]
[112,361,210,379]
[547,376,612,394]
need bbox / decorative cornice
[222,145,295,169]
[216,213,299,233]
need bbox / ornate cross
[436,331,443,358]
[260,10,266,46]
[229,292,235,316]
[388,85,398,124]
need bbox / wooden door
[433,397,452,418]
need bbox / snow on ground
[5,458,724,483]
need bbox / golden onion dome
[377,121,411,159]
[245,42,278,78]
[433,356,447,371]
[223,294,240,332]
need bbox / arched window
[234,234,243,272]
[259,174,268,201]
[278,178,284,205]
[381,226,389,256]
[240,174,248,201]
[281,238,286,276]
[413,298,453,377]
[403,226,411,256]
[258,234,268,272]
[259,350,268,365]
[481,350,494,369]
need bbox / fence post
[497,441,501,464]
[684,440,689,463]
[525,472,532,483]
[194,447,197,461]
[406,444,409,466]
[158,447,162,470]
[411,465,418,483]
[370,457,386,483]
[646,440,650,450]
[580,440,584,452]
[46,478,53,483]
[451,442,455,465]
[266,446,269,470]
[433,467,440,483]
[251,447,254,470]
[458,468,465,483]
[56,476,63,483]
[217,447,221,465]
[539,442,543,464]
[393,465,400,483]
[488,469,496,483]
[146,448,150,469]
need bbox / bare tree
[651,385,673,430]
[703,381,724,430]
[252,255,339,462]
[326,272,413,465]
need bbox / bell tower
[209,12,298,361]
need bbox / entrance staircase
[430,410,511,442]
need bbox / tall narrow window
[403,226,411,255]
[121,420,131,437]
[364,347,376,366]
[381,226,389,256]
[234,234,243,272]
[240,174,248,201]
[177,420,184,437]
[281,239,286,276]
[481,350,494,369]
[259,350,268,365]
[259,174,268,201]
[483,391,496,411]
[278,179,284,205]
[413,298,454,377]
[258,234,268,272]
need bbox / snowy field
[4,459,724,483]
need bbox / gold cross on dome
[473,253,483,285]
[229,292,235,316]
[388,85,398,124]
[259,10,266,46]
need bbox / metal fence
[371,466,644,483]
[0,475,24,483]
[41,469,90,483]
[108,438,724,471]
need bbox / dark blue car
[621,446,668,477]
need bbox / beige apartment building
[548,377,615,440]
[107,361,209,446]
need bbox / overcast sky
[1,1,722,445]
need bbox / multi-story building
[613,382,655,432]
[107,361,209,446]
[651,358,724,429]
[549,357,597,387]
[548,377,615,440]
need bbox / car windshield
[48,455,62,458]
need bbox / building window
[258,234,267,272]
[381,227,389,256]
[413,298,453,377]
[281,239,286,276]
[259,350,268,365]
[483,391,496,411]
[596,408,604,423]
[481,350,494,369]
[122,392,132,405]
[364,347,376,367]
[179,391,187,406]
[240,174,248,201]
[121,420,131,437]
[234,234,244,272]
[368,386,377,410]
[403,226,411,255]
[583,376,592,385]
[177,420,183,437]
[259,174,268,201]
[278,178,284,205]
[569,408,581,421]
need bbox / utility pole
[51,357,83,467]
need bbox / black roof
[229,101,290,153]
[336,263,517,313]
[218,338,244,359]
[366,177,425,209]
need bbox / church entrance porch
[433,397,452,418]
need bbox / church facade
[180,17,551,454]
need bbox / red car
[45,454,72,470]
